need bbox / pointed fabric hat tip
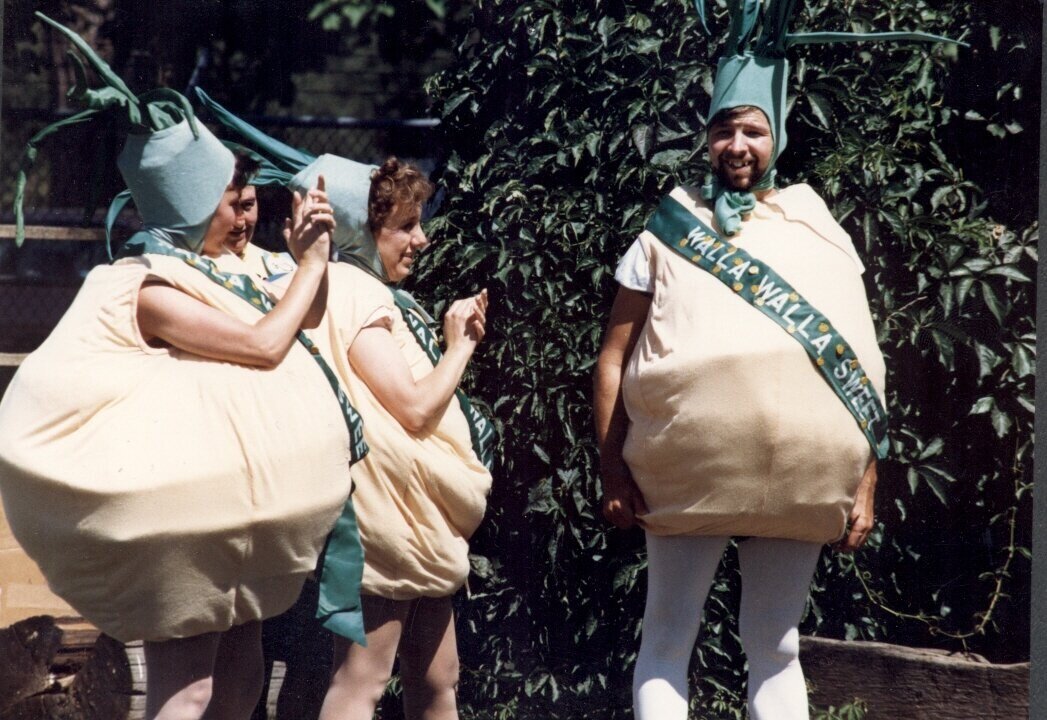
[19,13,234,256]
[194,87,383,277]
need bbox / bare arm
[349,290,488,433]
[594,286,652,529]
[303,269,328,329]
[137,179,334,368]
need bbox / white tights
[633,535,822,720]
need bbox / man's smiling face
[708,107,774,192]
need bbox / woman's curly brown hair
[368,157,434,235]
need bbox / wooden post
[1030,4,1047,716]
[0,618,133,720]
[801,636,1029,719]
[0,616,63,711]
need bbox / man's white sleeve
[613,238,654,293]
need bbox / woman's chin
[387,264,413,282]
[226,238,248,256]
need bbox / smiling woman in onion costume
[197,90,495,720]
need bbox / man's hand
[836,458,877,552]
[601,461,649,530]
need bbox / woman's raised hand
[286,175,335,267]
[443,289,489,351]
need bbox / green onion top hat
[15,13,234,254]
[694,0,965,235]
[193,88,384,280]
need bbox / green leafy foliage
[407,0,1037,716]
[309,0,449,29]
[812,699,868,720]
[306,0,470,85]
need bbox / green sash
[391,291,497,471]
[645,195,889,460]
[118,235,368,644]
[314,502,366,644]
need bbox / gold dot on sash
[789,292,799,301]
[309,345,320,355]
[819,322,830,332]
[183,257,194,266]
[691,255,702,263]
[750,284,760,293]
[850,359,860,369]
[860,419,868,429]
[251,298,262,305]
[224,280,233,288]
[732,282,743,292]
[713,241,722,249]
[787,324,796,334]
[748,265,760,274]
[860,376,869,385]
[678,238,688,247]
[733,257,744,266]
[726,244,736,253]
[836,344,846,356]
[712,266,722,274]
[755,298,765,306]
[816,357,825,366]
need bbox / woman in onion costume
[0,15,367,720]
[196,90,495,720]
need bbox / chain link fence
[0,109,441,357]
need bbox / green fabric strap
[391,291,497,471]
[645,195,889,460]
[105,189,134,261]
[786,30,966,47]
[14,108,98,245]
[315,501,366,645]
[701,172,775,236]
[195,87,313,177]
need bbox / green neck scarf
[701,167,776,236]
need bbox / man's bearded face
[708,108,773,191]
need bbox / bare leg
[204,621,265,720]
[399,596,459,720]
[318,595,410,720]
[144,633,222,720]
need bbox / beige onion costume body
[622,184,885,543]
[0,252,352,642]
[311,262,492,598]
